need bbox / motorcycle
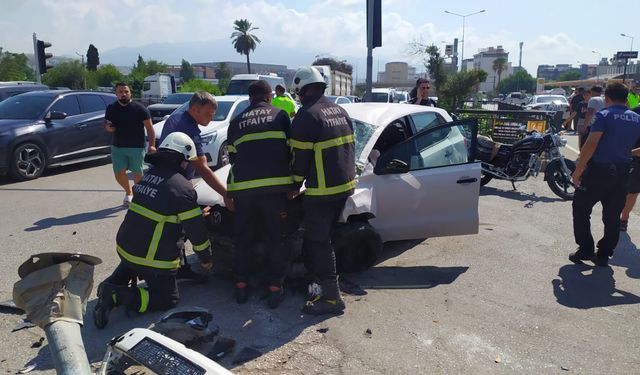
[476,127,576,200]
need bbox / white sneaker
[122,194,133,207]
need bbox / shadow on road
[610,232,640,279]
[346,265,468,290]
[24,205,126,231]
[552,264,640,309]
[481,185,564,207]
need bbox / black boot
[235,282,249,304]
[302,279,345,316]
[267,285,285,309]
[93,282,131,329]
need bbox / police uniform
[226,100,294,293]
[102,158,212,315]
[572,104,640,265]
[290,92,356,310]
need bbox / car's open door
[369,119,480,242]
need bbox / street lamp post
[592,50,601,82]
[621,33,634,51]
[75,52,86,89]
[444,9,486,71]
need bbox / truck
[311,65,352,97]
[141,73,176,105]
[226,74,285,95]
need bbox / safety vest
[116,162,212,274]
[226,101,295,197]
[290,94,356,200]
[272,95,296,118]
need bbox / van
[367,88,397,103]
[226,74,285,95]
[141,73,176,105]
[0,82,49,102]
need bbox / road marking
[565,144,579,155]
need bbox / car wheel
[10,142,46,181]
[217,142,229,168]
[333,221,383,273]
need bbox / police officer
[570,83,640,267]
[93,132,213,329]
[271,84,296,118]
[290,66,356,315]
[226,80,294,308]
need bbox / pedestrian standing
[104,82,156,206]
[619,106,640,231]
[290,66,356,315]
[628,84,640,109]
[93,132,213,329]
[567,87,585,132]
[271,84,296,118]
[226,80,294,308]
[409,78,437,107]
[579,85,605,149]
[569,83,640,267]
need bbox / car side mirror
[374,158,409,175]
[45,111,67,121]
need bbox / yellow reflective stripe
[305,180,356,196]
[233,131,287,147]
[293,174,305,182]
[146,222,165,261]
[315,144,326,188]
[193,239,211,252]
[290,139,314,150]
[228,176,294,191]
[177,207,202,221]
[138,288,149,313]
[129,202,178,223]
[313,134,354,151]
[227,144,237,153]
[116,245,181,269]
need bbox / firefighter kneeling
[93,132,213,329]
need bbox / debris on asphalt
[72,231,76,235]
[12,321,36,332]
[242,319,253,328]
[207,337,236,360]
[364,328,372,338]
[17,364,36,373]
[30,337,44,348]
[316,327,329,333]
[495,356,502,363]
[561,366,570,371]
[232,347,262,365]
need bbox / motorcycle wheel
[480,172,493,186]
[545,159,576,200]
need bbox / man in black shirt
[409,78,437,107]
[105,82,156,206]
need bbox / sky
[0,0,634,78]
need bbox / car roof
[341,103,451,127]
[215,95,249,103]
[14,90,114,97]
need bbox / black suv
[0,90,116,180]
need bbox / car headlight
[201,131,217,145]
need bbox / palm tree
[492,57,507,88]
[230,19,261,74]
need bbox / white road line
[565,144,579,155]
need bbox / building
[536,64,584,81]
[471,46,514,93]
[376,61,420,87]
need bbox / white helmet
[159,132,197,161]
[291,66,326,94]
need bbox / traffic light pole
[33,33,41,83]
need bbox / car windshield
[326,96,338,102]
[0,95,52,120]
[370,93,389,102]
[169,101,234,122]
[352,119,377,159]
[163,94,191,104]
[226,80,255,95]
[536,96,567,104]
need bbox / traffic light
[37,40,53,74]
[445,44,453,56]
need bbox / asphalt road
[0,144,639,374]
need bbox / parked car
[0,90,116,180]
[524,95,571,119]
[325,95,352,104]
[366,88,398,103]
[152,95,250,169]
[195,103,480,272]
[0,82,49,102]
[147,92,193,123]
[395,90,410,104]
[504,92,529,106]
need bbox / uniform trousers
[105,262,179,313]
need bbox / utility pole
[365,0,381,101]
[76,52,86,89]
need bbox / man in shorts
[105,82,156,206]
[620,106,640,231]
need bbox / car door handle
[456,177,477,184]
[77,123,88,129]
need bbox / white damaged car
[196,103,481,272]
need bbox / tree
[179,79,222,96]
[128,55,169,98]
[311,57,353,75]
[215,62,231,93]
[86,44,99,71]
[93,64,124,87]
[230,19,261,74]
[180,59,195,82]
[556,71,582,82]
[439,69,488,111]
[492,57,507,88]
[424,45,447,95]
[496,69,536,94]
[42,61,85,89]
[0,48,34,81]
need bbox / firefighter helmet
[159,132,197,161]
[291,66,326,93]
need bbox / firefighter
[93,132,213,329]
[289,66,356,315]
[226,80,294,308]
